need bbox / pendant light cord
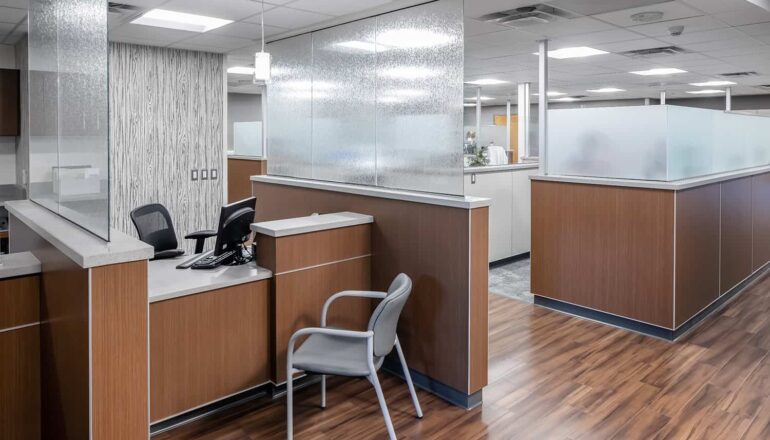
[260,0,265,53]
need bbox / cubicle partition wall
[267,0,465,196]
[28,0,110,239]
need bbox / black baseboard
[382,357,482,410]
[534,263,770,341]
[489,252,530,268]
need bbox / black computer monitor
[213,197,256,264]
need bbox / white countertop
[0,252,41,279]
[251,175,491,209]
[228,155,265,161]
[148,256,272,303]
[531,164,770,191]
[464,163,539,174]
[5,200,154,268]
[251,212,374,237]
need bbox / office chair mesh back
[130,204,179,253]
[368,273,412,357]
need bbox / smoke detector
[630,11,664,23]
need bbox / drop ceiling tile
[548,0,675,16]
[112,0,168,7]
[0,6,25,24]
[245,6,334,29]
[287,0,393,16]
[714,6,770,26]
[228,43,264,56]
[657,27,747,44]
[464,18,510,36]
[591,37,670,53]
[549,28,643,46]
[161,0,275,21]
[209,21,286,39]
[681,36,761,52]
[179,33,254,50]
[522,16,616,38]
[676,0,746,14]
[463,0,547,19]
[627,15,726,37]
[592,1,703,27]
[466,28,539,46]
[168,42,230,53]
[109,23,198,44]
[736,22,770,37]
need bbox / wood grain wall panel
[252,181,474,392]
[675,184,721,327]
[531,181,675,328]
[469,207,489,393]
[752,173,770,271]
[273,256,371,383]
[720,177,754,293]
[91,261,149,439]
[150,280,270,422]
[228,158,266,203]
[0,275,39,329]
[110,43,225,254]
[0,325,40,440]
[257,224,371,273]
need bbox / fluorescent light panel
[534,91,566,97]
[686,89,725,94]
[132,9,232,32]
[465,96,494,101]
[630,67,687,76]
[587,87,626,93]
[689,80,736,87]
[465,79,509,85]
[553,97,580,102]
[532,46,608,59]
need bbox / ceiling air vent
[619,46,688,57]
[108,2,142,14]
[478,4,578,27]
[720,71,759,77]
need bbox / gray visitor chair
[286,273,423,440]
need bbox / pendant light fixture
[253,0,271,83]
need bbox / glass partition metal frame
[28,0,110,240]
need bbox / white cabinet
[464,167,536,263]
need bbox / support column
[726,87,732,111]
[660,91,666,105]
[517,82,531,160]
[538,40,548,174]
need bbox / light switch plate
[201,169,208,180]
[210,169,218,180]
[191,169,198,181]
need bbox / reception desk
[531,165,770,339]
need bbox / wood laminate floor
[156,275,770,439]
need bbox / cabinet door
[465,171,513,262]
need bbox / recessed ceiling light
[630,67,687,76]
[465,79,509,85]
[553,97,580,102]
[686,89,725,94]
[533,91,566,97]
[532,46,608,59]
[465,96,494,101]
[131,9,232,32]
[689,80,736,87]
[228,66,254,75]
[587,87,626,93]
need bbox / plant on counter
[467,146,489,167]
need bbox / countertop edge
[250,175,491,209]
[227,155,266,161]
[148,271,272,303]
[0,251,41,280]
[530,165,770,191]
[464,163,539,174]
[251,212,374,237]
[6,200,154,269]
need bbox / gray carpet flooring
[489,257,533,303]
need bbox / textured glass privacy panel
[28,0,59,212]
[57,0,110,238]
[311,19,376,185]
[547,106,669,180]
[266,34,313,179]
[28,0,110,240]
[375,0,464,195]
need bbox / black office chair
[130,203,216,260]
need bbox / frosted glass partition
[267,0,464,195]
[547,105,770,181]
[28,0,110,240]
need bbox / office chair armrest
[321,290,387,327]
[288,327,373,355]
[184,230,217,240]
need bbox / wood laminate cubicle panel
[252,181,485,394]
[150,280,270,422]
[469,207,489,392]
[228,158,267,203]
[752,173,770,271]
[720,177,754,294]
[674,185,721,327]
[0,275,40,440]
[531,181,675,328]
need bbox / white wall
[0,44,15,69]
[0,138,17,184]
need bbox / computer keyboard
[175,251,212,269]
[191,250,238,270]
